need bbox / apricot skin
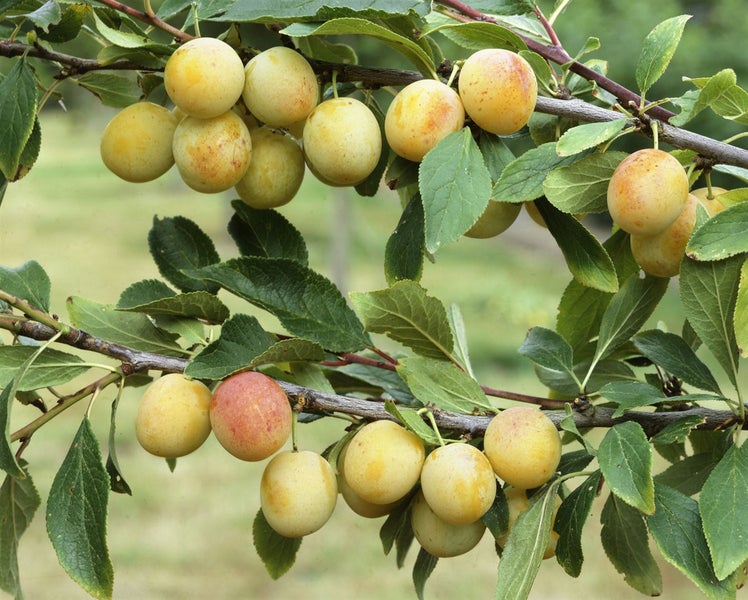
[690,186,727,216]
[209,371,292,462]
[483,406,561,490]
[607,149,689,236]
[337,444,401,518]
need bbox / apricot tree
[1,1,748,599]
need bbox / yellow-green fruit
[164,37,245,119]
[691,186,727,216]
[235,127,305,209]
[384,79,465,162]
[411,490,486,558]
[172,111,251,193]
[342,420,425,505]
[100,102,178,183]
[465,200,521,238]
[496,487,560,560]
[135,373,212,458]
[242,46,319,127]
[260,451,337,538]
[630,193,700,278]
[607,148,689,235]
[337,444,401,518]
[419,443,497,525]
[303,97,382,186]
[483,406,561,490]
[458,49,537,135]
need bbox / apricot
[260,450,337,537]
[483,406,561,490]
[690,186,727,216]
[607,148,689,235]
[242,47,319,127]
[465,200,521,238]
[419,443,497,525]
[495,487,560,559]
[303,97,382,186]
[410,490,486,558]
[134,373,212,458]
[342,420,425,505]
[235,126,305,209]
[384,78,465,162]
[164,37,245,119]
[337,444,401,518]
[458,49,537,135]
[172,111,252,193]
[100,102,178,183]
[209,371,292,462]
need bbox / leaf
[633,329,722,394]
[379,500,414,567]
[0,260,50,312]
[227,200,308,266]
[556,120,628,157]
[635,15,691,95]
[600,493,662,596]
[12,116,41,182]
[422,21,525,52]
[252,339,326,368]
[555,470,602,577]
[384,194,425,285]
[558,405,597,457]
[518,327,576,380]
[252,509,301,580]
[192,258,368,352]
[0,346,87,391]
[0,466,40,600]
[148,216,221,294]
[332,363,415,405]
[680,255,742,388]
[598,422,654,514]
[700,443,748,580]
[217,0,430,24]
[105,394,131,496]
[413,547,438,600]
[686,202,748,261]
[736,260,748,357]
[650,415,705,446]
[46,418,113,600]
[419,128,492,253]
[396,356,494,413]
[350,280,453,360]
[22,0,62,31]
[447,303,474,377]
[0,59,37,181]
[384,400,441,446]
[118,280,229,324]
[598,380,665,418]
[646,483,736,599]
[654,452,719,497]
[73,73,141,108]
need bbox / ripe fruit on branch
[458,49,537,135]
[384,78,465,162]
[342,420,425,505]
[465,200,521,238]
[496,487,560,560]
[303,97,382,186]
[100,102,178,183]
[209,371,292,462]
[483,406,561,490]
[164,37,245,119]
[410,490,486,558]
[242,46,319,127]
[260,450,337,538]
[419,443,497,525]
[606,148,689,236]
[337,444,402,518]
[172,111,252,193]
[235,126,305,209]
[134,373,212,458]
[690,186,727,216]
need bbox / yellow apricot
[690,186,727,216]
[465,200,521,238]
[411,490,486,558]
[337,444,401,518]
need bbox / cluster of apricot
[135,371,563,559]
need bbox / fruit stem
[419,408,446,446]
[291,411,299,452]
[331,70,339,99]
[651,120,660,150]
[445,62,460,87]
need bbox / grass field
[0,109,714,599]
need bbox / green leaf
[252,339,326,368]
[633,329,722,394]
[252,509,301,580]
[332,363,415,405]
[686,202,748,261]
[385,194,425,285]
[0,466,40,600]
[396,356,493,413]
[680,255,742,388]
[413,547,438,600]
[0,260,50,312]
[537,359,635,397]
[559,406,597,456]
[635,15,691,95]
[598,381,665,418]
[646,483,736,599]
[384,400,441,446]
[672,70,736,126]
[556,120,628,157]
[189,257,369,353]
[350,280,453,360]
[555,470,602,577]
[0,346,87,391]
[654,452,719,497]
[148,216,221,294]
[91,10,152,48]
[73,73,141,108]
[543,151,627,214]
[0,59,37,181]
[217,0,430,23]
[118,280,229,324]
[105,393,131,496]
[38,2,88,43]
[66,296,186,356]
[650,415,705,446]
[598,422,654,514]
[518,327,576,381]
[227,200,308,266]
[46,418,113,600]
[421,21,525,52]
[419,128,492,254]
[11,116,41,182]
[22,0,62,31]
[495,481,562,600]
[600,493,662,596]
[700,443,748,580]
[535,199,618,293]
[736,260,748,357]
